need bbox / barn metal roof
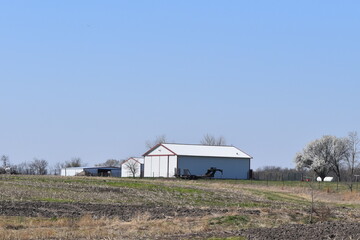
[145,143,252,159]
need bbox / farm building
[60,167,84,176]
[60,167,121,177]
[143,143,252,179]
[121,157,144,177]
[84,167,121,177]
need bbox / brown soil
[239,222,360,240]
[163,222,360,240]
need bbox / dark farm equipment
[175,167,223,180]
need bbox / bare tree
[329,137,348,181]
[124,159,139,177]
[29,158,48,175]
[65,157,83,167]
[254,166,306,181]
[52,162,65,175]
[13,162,30,174]
[1,155,9,168]
[53,158,84,175]
[201,134,226,146]
[345,131,360,191]
[146,135,167,149]
[54,161,65,170]
[96,159,121,167]
[295,135,347,181]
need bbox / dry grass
[0,214,215,240]
[211,181,360,205]
[1,175,360,239]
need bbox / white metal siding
[60,168,84,176]
[168,155,177,177]
[147,145,175,156]
[121,160,142,177]
[177,156,250,179]
[144,156,151,177]
[144,156,159,177]
[144,155,177,177]
[159,156,168,177]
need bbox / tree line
[253,166,307,181]
[0,134,226,175]
[9,132,358,182]
[1,156,49,175]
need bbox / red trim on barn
[142,143,162,156]
[142,144,177,156]
[144,154,175,157]
[121,157,143,165]
[160,144,177,155]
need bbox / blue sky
[1,1,360,170]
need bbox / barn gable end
[144,144,176,156]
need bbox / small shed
[143,143,252,179]
[121,157,144,177]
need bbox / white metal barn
[121,157,144,177]
[60,167,84,176]
[143,143,252,179]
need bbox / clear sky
[1,1,360,170]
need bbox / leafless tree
[124,160,139,177]
[200,134,226,146]
[54,162,66,171]
[146,135,167,149]
[53,158,84,175]
[13,162,30,174]
[29,158,48,175]
[96,159,121,167]
[1,155,9,168]
[254,165,306,181]
[65,157,83,167]
[345,131,360,191]
[329,137,348,181]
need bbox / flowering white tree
[295,135,348,181]
[295,152,331,181]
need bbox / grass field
[0,175,359,239]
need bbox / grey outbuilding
[143,143,252,179]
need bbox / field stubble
[0,175,360,239]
